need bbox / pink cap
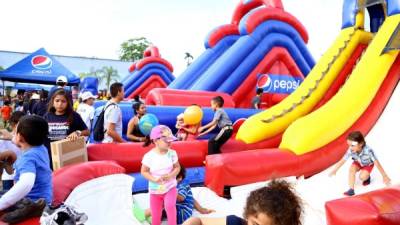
[150,125,177,142]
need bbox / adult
[47,75,73,105]
[103,83,125,143]
[29,92,40,114]
[31,90,49,117]
[126,102,147,142]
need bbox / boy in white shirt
[76,91,96,131]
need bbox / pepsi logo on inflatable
[31,55,53,70]
[257,74,272,92]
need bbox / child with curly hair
[182,180,302,225]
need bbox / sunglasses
[158,136,173,143]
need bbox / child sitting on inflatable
[141,125,181,225]
[175,111,201,141]
[0,115,52,224]
[198,96,232,155]
[329,131,391,196]
[0,111,25,191]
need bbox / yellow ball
[183,106,203,125]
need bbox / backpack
[40,203,88,225]
[92,103,116,142]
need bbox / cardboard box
[51,137,88,170]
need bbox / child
[134,166,214,224]
[44,89,89,169]
[329,131,391,196]
[251,88,263,109]
[1,101,12,128]
[175,113,187,141]
[198,96,233,155]
[76,91,97,132]
[0,115,52,222]
[182,180,302,225]
[175,114,200,141]
[0,111,25,191]
[141,125,181,225]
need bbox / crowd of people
[0,76,392,224]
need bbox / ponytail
[142,136,152,147]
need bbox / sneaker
[362,176,371,186]
[2,198,46,224]
[343,189,355,196]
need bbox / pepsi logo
[257,74,272,92]
[31,55,52,70]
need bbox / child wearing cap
[329,131,391,196]
[134,166,214,224]
[76,91,97,132]
[141,125,181,225]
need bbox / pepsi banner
[0,48,79,85]
[257,74,303,94]
[31,55,53,74]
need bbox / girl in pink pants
[141,125,181,225]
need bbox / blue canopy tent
[0,48,80,86]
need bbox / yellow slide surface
[280,14,400,155]
[236,27,372,144]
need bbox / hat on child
[80,91,97,101]
[177,113,184,120]
[31,93,40,100]
[150,125,177,142]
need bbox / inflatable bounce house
[149,0,315,108]
[89,0,320,193]
[123,46,175,100]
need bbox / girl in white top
[141,125,180,225]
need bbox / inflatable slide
[208,0,400,196]
[156,0,316,108]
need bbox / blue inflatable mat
[130,167,205,193]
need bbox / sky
[0,0,344,76]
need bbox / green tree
[184,52,194,67]
[119,37,152,61]
[0,66,4,71]
[99,66,120,90]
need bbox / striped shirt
[343,145,377,167]
[176,181,194,224]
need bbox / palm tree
[99,66,120,89]
[79,67,102,79]
[184,52,194,67]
